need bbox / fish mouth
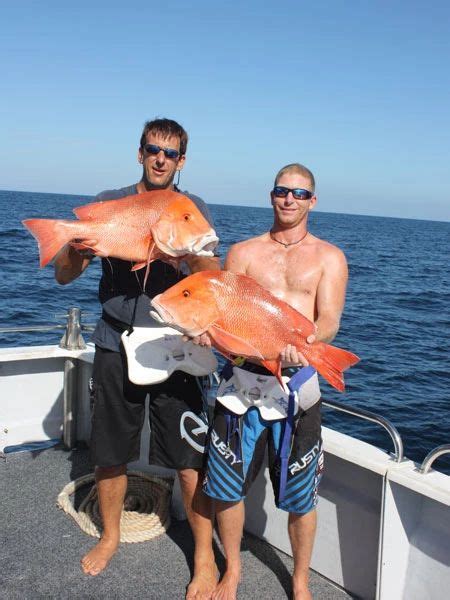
[150,299,207,338]
[150,300,187,335]
[150,299,174,325]
[190,233,219,256]
[153,230,219,258]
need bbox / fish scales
[151,270,359,391]
[23,190,218,271]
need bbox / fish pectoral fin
[142,241,156,290]
[130,262,147,271]
[208,325,264,360]
[214,348,235,363]
[130,237,155,272]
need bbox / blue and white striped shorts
[203,401,323,515]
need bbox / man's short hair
[274,163,316,192]
[140,118,188,156]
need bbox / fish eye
[183,213,191,221]
[182,290,190,297]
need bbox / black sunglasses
[144,143,180,159]
[272,186,314,201]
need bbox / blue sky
[1,1,449,221]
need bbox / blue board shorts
[203,370,323,515]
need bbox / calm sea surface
[1,190,449,473]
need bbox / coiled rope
[57,471,173,543]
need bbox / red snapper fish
[150,270,360,391]
[22,190,218,270]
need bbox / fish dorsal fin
[73,194,146,220]
[208,324,264,361]
[73,201,106,220]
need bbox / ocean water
[1,190,449,473]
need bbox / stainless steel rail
[419,444,450,474]
[0,325,67,333]
[59,308,86,350]
[0,318,95,336]
[322,398,404,463]
[62,356,77,449]
[59,308,85,449]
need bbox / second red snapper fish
[150,270,360,391]
[22,190,218,270]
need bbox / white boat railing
[322,399,404,462]
[0,307,96,343]
[419,444,450,474]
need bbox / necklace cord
[269,230,308,248]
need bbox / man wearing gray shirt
[54,118,220,599]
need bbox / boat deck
[1,446,352,599]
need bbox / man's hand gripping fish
[151,270,360,391]
[23,189,218,273]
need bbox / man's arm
[183,255,221,273]
[223,242,250,274]
[314,246,348,343]
[282,245,348,367]
[54,245,93,285]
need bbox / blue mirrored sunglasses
[144,143,180,159]
[272,186,314,201]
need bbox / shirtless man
[202,163,349,600]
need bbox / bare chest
[245,245,322,316]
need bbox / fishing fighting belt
[101,307,217,385]
[216,363,320,419]
[120,325,217,385]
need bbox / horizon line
[1,187,448,225]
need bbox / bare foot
[81,537,119,576]
[212,569,240,600]
[292,578,312,600]
[186,560,219,600]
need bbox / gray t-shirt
[90,185,216,351]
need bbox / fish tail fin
[310,343,360,392]
[22,219,74,267]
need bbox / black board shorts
[89,345,208,469]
